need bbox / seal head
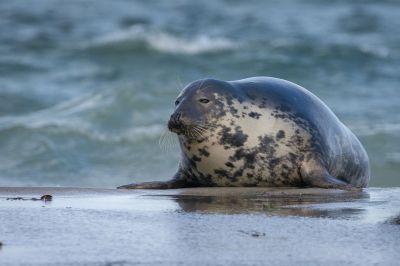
[168,79,238,137]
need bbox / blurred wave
[87,25,236,55]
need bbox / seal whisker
[191,127,199,138]
[197,126,207,134]
[197,123,215,130]
[159,131,170,152]
[191,127,203,138]
[159,128,178,152]
[192,123,208,131]
[194,126,208,136]
[187,124,209,140]
[184,126,193,139]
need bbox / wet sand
[0,187,399,266]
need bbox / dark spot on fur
[198,147,210,157]
[192,155,201,162]
[248,111,261,119]
[196,173,215,186]
[229,106,238,115]
[258,135,276,154]
[219,126,248,147]
[269,158,281,168]
[232,168,244,179]
[214,169,237,182]
[197,136,209,144]
[183,142,191,151]
[276,130,285,140]
[188,158,197,169]
[229,148,257,171]
[230,148,245,161]
[225,162,235,168]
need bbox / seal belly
[181,101,310,187]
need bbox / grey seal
[118,77,370,190]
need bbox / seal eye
[199,98,210,104]
[175,100,180,106]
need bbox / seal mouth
[168,120,208,140]
[167,117,184,135]
[168,124,184,135]
[168,113,209,139]
[168,112,183,133]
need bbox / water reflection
[385,214,400,225]
[165,190,370,219]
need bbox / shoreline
[0,187,399,265]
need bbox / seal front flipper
[117,171,191,189]
[300,159,360,191]
[117,179,187,189]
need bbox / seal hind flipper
[300,159,360,191]
[302,174,360,191]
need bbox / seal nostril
[170,112,182,126]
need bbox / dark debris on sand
[238,230,266,237]
[6,194,53,202]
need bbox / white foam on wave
[90,25,236,54]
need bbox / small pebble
[251,231,266,237]
[40,195,53,201]
[238,230,266,237]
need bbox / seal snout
[168,112,184,134]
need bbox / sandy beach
[0,187,399,266]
